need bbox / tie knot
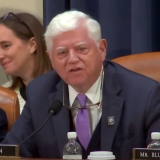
[76,94,87,106]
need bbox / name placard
[133,148,160,160]
[0,145,19,157]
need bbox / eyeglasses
[0,12,32,34]
[63,69,104,110]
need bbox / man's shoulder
[106,60,159,88]
[27,70,61,94]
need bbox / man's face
[49,26,107,89]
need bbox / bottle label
[63,155,82,159]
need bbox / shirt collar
[68,70,102,106]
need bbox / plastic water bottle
[147,132,160,148]
[63,132,82,159]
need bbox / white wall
[0,0,43,85]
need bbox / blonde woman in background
[0,12,52,113]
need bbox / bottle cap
[67,132,77,139]
[151,132,160,140]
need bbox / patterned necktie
[76,94,90,149]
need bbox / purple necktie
[76,94,90,150]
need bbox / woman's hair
[0,12,52,90]
[44,10,101,52]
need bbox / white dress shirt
[68,73,102,136]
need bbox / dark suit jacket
[2,61,160,159]
[0,108,8,142]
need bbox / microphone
[0,100,63,157]
[19,100,63,146]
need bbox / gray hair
[44,10,101,52]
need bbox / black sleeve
[0,108,8,142]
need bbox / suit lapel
[101,61,124,151]
[48,61,124,154]
[49,81,70,157]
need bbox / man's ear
[28,37,36,54]
[99,39,107,61]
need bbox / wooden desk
[0,159,79,160]
[0,158,61,160]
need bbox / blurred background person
[0,12,52,113]
[0,107,7,142]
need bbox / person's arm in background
[0,108,8,142]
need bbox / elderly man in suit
[2,10,160,159]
